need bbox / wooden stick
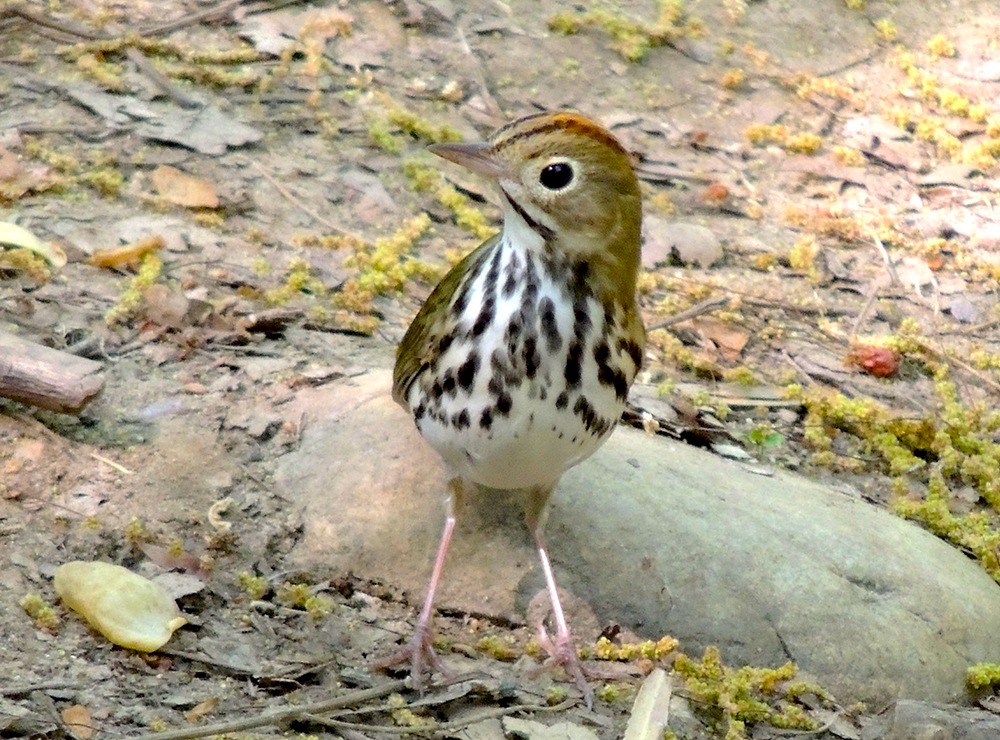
[0,332,104,413]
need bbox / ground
[2,0,1000,738]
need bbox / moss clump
[927,34,956,58]
[0,248,51,283]
[385,106,462,145]
[593,635,679,661]
[264,257,326,306]
[332,213,433,331]
[674,647,820,739]
[893,472,1000,582]
[476,635,518,661]
[875,19,898,42]
[744,123,788,146]
[548,1,702,63]
[787,235,817,272]
[720,68,745,90]
[784,133,822,155]
[833,146,864,166]
[403,161,493,239]
[967,663,1000,691]
[596,683,635,704]
[21,593,60,632]
[105,253,163,326]
[238,572,269,599]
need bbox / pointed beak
[428,142,507,179]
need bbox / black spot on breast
[452,409,470,429]
[539,297,561,352]
[573,298,591,337]
[524,254,540,299]
[505,315,523,350]
[442,369,456,396]
[502,250,522,297]
[555,391,569,409]
[613,370,629,401]
[594,341,610,365]
[597,362,616,388]
[488,374,504,398]
[437,334,453,356]
[430,381,444,400]
[480,408,493,430]
[523,336,540,379]
[414,403,426,421]
[570,261,590,299]
[471,296,495,337]
[496,392,512,416]
[457,352,479,392]
[564,341,583,389]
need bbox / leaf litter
[2,0,1000,738]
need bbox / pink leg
[526,485,594,709]
[373,478,465,690]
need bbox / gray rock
[641,219,723,269]
[275,370,1000,705]
[887,700,1000,740]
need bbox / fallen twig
[301,698,577,735]
[646,295,729,331]
[0,682,82,697]
[251,161,365,241]
[138,0,245,37]
[126,680,409,740]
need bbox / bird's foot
[372,622,450,692]
[532,624,594,710]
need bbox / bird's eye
[539,162,574,190]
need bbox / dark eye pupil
[539,162,574,190]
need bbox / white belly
[408,239,634,491]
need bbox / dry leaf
[624,668,672,740]
[55,561,187,652]
[61,704,93,740]
[87,236,164,269]
[185,697,220,722]
[144,283,191,328]
[140,542,206,575]
[697,319,749,363]
[846,345,901,378]
[0,147,23,181]
[0,222,67,268]
[151,166,219,208]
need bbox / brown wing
[392,235,500,409]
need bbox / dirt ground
[2,0,1000,738]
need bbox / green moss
[403,160,494,239]
[548,1,701,63]
[265,257,326,306]
[967,662,1000,690]
[366,115,401,153]
[105,253,163,325]
[238,571,269,599]
[596,682,635,704]
[475,634,518,661]
[893,471,1000,583]
[386,106,462,144]
[674,647,818,739]
[20,593,60,632]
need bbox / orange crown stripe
[491,111,626,155]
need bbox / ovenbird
[382,111,644,704]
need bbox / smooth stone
[275,370,1000,704]
[886,700,1000,740]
